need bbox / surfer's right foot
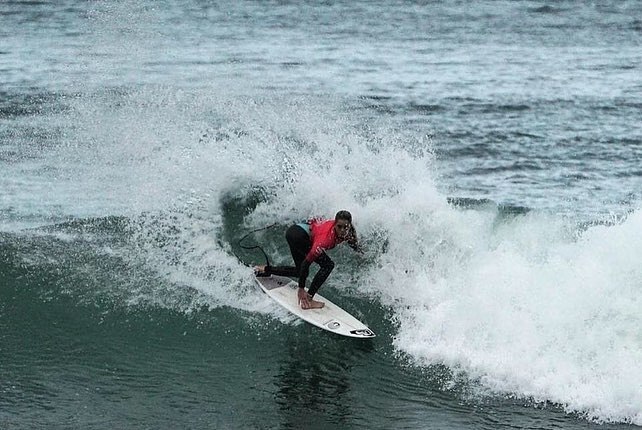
[309,299,324,309]
[300,298,324,310]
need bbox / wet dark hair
[335,210,352,223]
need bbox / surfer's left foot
[254,265,268,276]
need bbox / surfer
[255,210,362,310]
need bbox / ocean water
[1,0,641,428]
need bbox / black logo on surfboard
[350,329,375,337]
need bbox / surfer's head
[334,210,352,238]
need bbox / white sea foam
[375,204,642,425]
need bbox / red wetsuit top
[305,219,343,262]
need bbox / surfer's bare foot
[254,265,267,275]
[297,288,310,308]
[306,298,324,309]
[298,290,324,309]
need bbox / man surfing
[255,210,362,309]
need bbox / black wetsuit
[265,224,334,297]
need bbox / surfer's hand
[298,288,310,309]
[349,240,364,255]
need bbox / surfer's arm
[298,259,311,289]
[346,226,364,254]
[348,240,364,254]
[297,260,312,306]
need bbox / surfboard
[254,274,376,339]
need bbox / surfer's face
[334,220,350,238]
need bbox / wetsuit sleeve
[304,248,318,262]
[298,259,311,289]
[305,240,326,262]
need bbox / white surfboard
[255,274,375,339]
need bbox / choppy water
[1,1,641,428]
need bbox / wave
[3,85,640,425]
